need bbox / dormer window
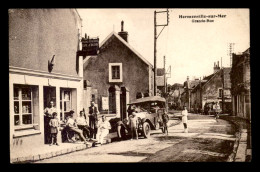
[109,63,122,82]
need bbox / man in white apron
[181,106,188,133]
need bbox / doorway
[120,87,127,121]
[43,86,56,144]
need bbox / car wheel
[142,122,151,138]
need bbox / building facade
[189,63,232,113]
[9,9,83,157]
[83,21,154,120]
[230,48,251,120]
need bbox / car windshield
[132,101,165,113]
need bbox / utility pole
[227,43,235,67]
[154,11,157,96]
[154,9,169,96]
[164,56,166,94]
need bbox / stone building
[83,21,154,120]
[190,62,232,113]
[182,77,201,111]
[9,9,83,158]
[230,48,251,120]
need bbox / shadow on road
[107,151,152,157]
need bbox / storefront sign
[81,37,99,55]
[102,97,109,110]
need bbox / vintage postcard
[9,8,250,163]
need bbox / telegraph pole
[164,56,166,94]
[154,11,157,96]
[154,9,169,96]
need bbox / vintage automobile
[127,96,167,138]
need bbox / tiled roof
[99,31,153,67]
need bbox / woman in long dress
[181,106,188,133]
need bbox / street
[36,113,236,163]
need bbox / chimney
[214,61,220,73]
[118,20,128,42]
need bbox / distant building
[168,83,184,109]
[190,62,232,113]
[182,76,201,111]
[156,68,166,96]
[83,21,154,120]
[230,48,251,120]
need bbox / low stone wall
[221,116,251,162]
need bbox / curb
[11,140,105,163]
[221,117,249,162]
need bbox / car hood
[135,112,149,119]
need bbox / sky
[77,8,250,85]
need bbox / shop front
[9,66,83,158]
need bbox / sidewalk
[11,119,180,163]
[10,133,115,163]
[219,115,251,162]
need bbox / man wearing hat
[88,101,99,139]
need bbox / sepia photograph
[9,8,251,163]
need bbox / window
[109,63,122,82]
[219,89,223,98]
[60,89,72,121]
[13,85,33,126]
[91,94,95,102]
[112,66,120,79]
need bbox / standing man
[215,101,221,121]
[89,101,99,139]
[181,106,188,133]
[129,112,138,140]
[44,101,57,144]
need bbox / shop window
[13,85,39,128]
[109,63,122,82]
[60,89,72,121]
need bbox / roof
[202,67,231,88]
[99,31,153,67]
[128,96,166,105]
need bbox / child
[129,112,138,140]
[162,112,169,135]
[49,112,60,146]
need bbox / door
[43,86,56,144]
[120,87,127,121]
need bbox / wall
[202,71,223,101]
[9,9,81,76]
[84,35,151,106]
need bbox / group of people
[44,101,111,146]
[116,108,171,140]
[44,100,190,147]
